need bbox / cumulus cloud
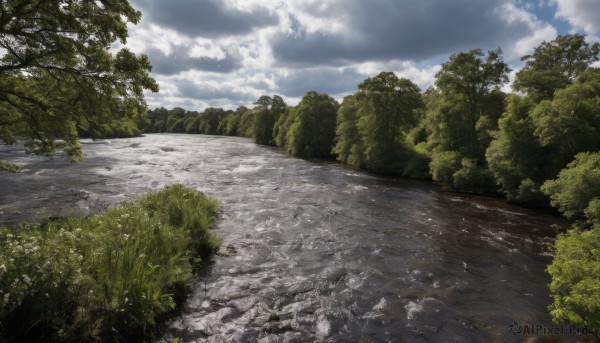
[122,0,576,110]
[551,0,600,35]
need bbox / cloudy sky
[121,0,600,111]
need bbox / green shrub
[0,160,21,173]
[138,184,221,257]
[516,178,548,205]
[548,226,600,331]
[0,185,220,342]
[399,144,431,179]
[429,150,461,183]
[542,152,600,223]
[452,158,497,193]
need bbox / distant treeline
[135,35,600,210]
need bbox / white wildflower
[0,264,6,274]
[3,292,9,304]
[22,275,32,286]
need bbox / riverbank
[0,185,220,342]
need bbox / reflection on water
[0,134,568,342]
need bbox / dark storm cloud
[146,48,241,75]
[275,67,366,98]
[272,0,530,65]
[132,0,278,38]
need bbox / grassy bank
[0,184,220,342]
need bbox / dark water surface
[0,134,568,342]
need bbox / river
[0,134,568,342]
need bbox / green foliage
[285,91,338,157]
[452,158,497,194]
[143,107,230,136]
[357,72,425,174]
[0,185,220,342]
[251,95,287,145]
[252,108,277,145]
[489,68,600,205]
[429,48,509,159]
[399,145,431,179]
[138,185,221,256]
[224,106,249,136]
[333,95,364,168]
[334,72,426,175]
[0,0,158,161]
[585,199,600,225]
[273,107,297,148]
[0,160,21,173]
[425,49,509,192]
[237,109,255,138]
[199,108,225,135]
[485,95,555,204]
[547,226,600,330]
[429,150,461,184]
[530,68,600,160]
[184,116,201,134]
[80,118,142,139]
[514,34,600,102]
[542,152,600,224]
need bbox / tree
[485,95,557,204]
[432,48,509,159]
[251,95,287,145]
[543,150,600,339]
[0,0,158,169]
[514,34,600,102]
[237,109,254,138]
[184,115,200,134]
[285,91,338,157]
[486,38,600,205]
[530,68,600,162]
[425,49,509,191]
[199,108,225,135]
[488,67,600,203]
[273,107,297,148]
[356,72,425,174]
[222,106,247,136]
[542,152,600,224]
[332,95,364,168]
[332,72,427,176]
[547,226,600,335]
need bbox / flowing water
[0,134,569,342]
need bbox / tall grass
[0,184,220,342]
